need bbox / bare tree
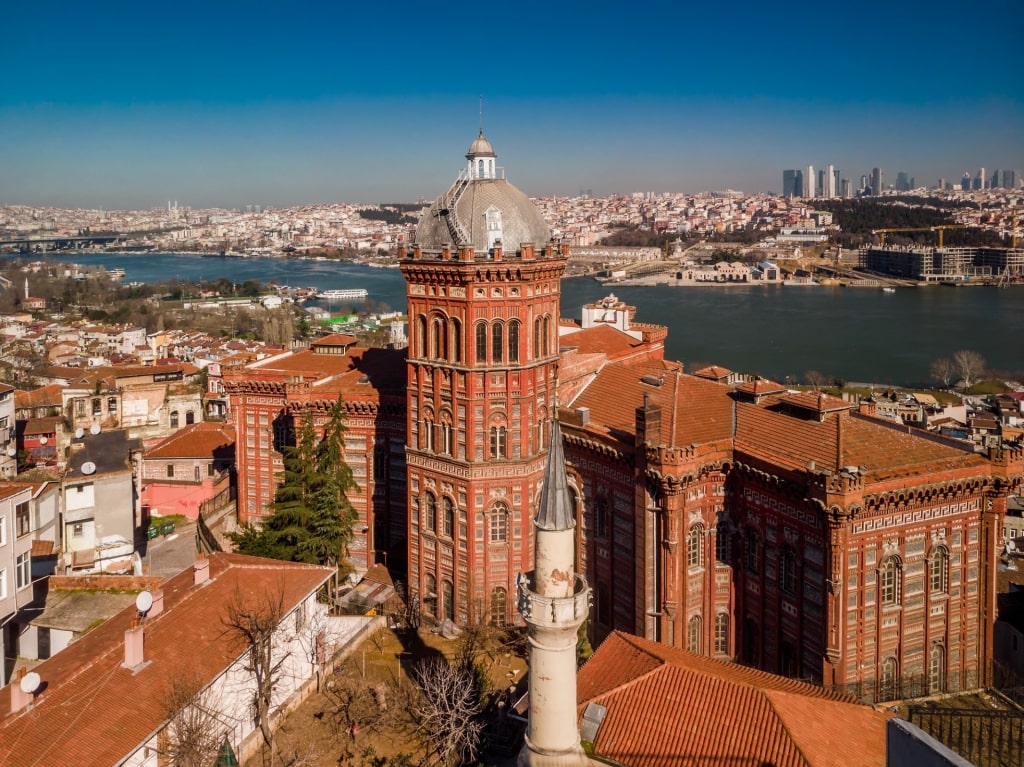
[223,585,289,756]
[952,349,987,390]
[410,657,485,767]
[930,357,956,389]
[160,671,229,767]
[804,370,827,390]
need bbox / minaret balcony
[517,572,591,627]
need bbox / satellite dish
[39,436,48,445]
[75,427,85,439]
[90,424,101,435]
[20,671,41,695]
[6,447,15,457]
[136,590,153,614]
[81,461,96,475]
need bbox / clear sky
[2,0,1021,209]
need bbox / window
[107,397,118,413]
[167,465,175,478]
[687,524,704,569]
[490,504,508,543]
[421,417,434,451]
[880,556,902,606]
[430,318,444,360]
[490,587,507,627]
[442,497,455,538]
[0,515,5,545]
[714,613,729,655]
[424,573,437,616]
[475,323,487,363]
[881,657,898,702]
[0,568,6,600]
[929,547,948,594]
[185,411,195,425]
[72,522,85,538]
[687,615,702,653]
[416,315,427,358]
[92,398,102,416]
[16,551,30,590]
[928,644,945,694]
[440,420,452,456]
[715,518,730,563]
[780,547,797,594]
[508,321,519,363]
[490,426,507,459]
[16,502,30,538]
[450,319,462,363]
[492,322,503,363]
[745,528,761,573]
[170,411,179,428]
[424,493,437,533]
[194,465,201,482]
[442,580,455,622]
[594,497,608,538]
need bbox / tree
[229,396,360,572]
[930,357,956,389]
[160,671,228,767]
[223,585,289,757]
[952,349,987,390]
[410,657,485,767]
[804,370,827,390]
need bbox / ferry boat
[882,287,896,293]
[316,288,369,300]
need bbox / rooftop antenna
[479,95,484,135]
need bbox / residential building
[140,421,235,520]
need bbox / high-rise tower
[517,417,592,766]
[399,133,569,625]
[805,164,815,198]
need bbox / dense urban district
[1,141,1024,767]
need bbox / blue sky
[2,0,1021,209]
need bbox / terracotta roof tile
[144,421,235,459]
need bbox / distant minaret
[518,418,592,766]
[24,277,29,300]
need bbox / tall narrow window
[490,426,507,459]
[928,644,945,694]
[508,320,520,363]
[185,411,195,425]
[424,492,437,533]
[881,657,898,701]
[780,547,797,594]
[745,528,760,574]
[594,497,608,538]
[714,613,729,655]
[542,316,550,356]
[929,547,948,594]
[442,580,455,622]
[424,573,437,616]
[450,319,462,363]
[687,615,702,653]
[440,418,452,455]
[490,587,508,627]
[170,411,179,428]
[880,556,902,606]
[492,322,503,363]
[533,318,541,361]
[475,323,487,363]
[490,504,509,543]
[421,417,434,452]
[687,524,704,569]
[443,497,455,538]
[416,316,427,358]
[715,517,730,563]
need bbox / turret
[518,418,592,766]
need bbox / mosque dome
[413,133,552,256]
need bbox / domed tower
[399,133,569,626]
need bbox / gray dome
[413,178,552,255]
[466,132,495,158]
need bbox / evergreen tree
[229,396,360,572]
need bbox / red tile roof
[144,421,235,459]
[577,632,889,767]
[0,553,333,767]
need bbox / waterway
[40,252,1024,387]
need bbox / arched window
[745,528,760,573]
[430,318,445,360]
[450,319,462,363]
[687,524,704,569]
[492,321,503,363]
[440,415,452,455]
[443,497,455,538]
[490,504,509,543]
[533,318,542,361]
[881,657,898,702]
[928,644,945,694]
[593,496,608,538]
[929,547,948,594]
[424,492,437,533]
[442,580,455,622]
[185,410,195,425]
[490,587,507,627]
[687,615,702,653]
[715,515,730,563]
[421,415,434,452]
[170,410,179,428]
[780,546,797,595]
[416,315,427,358]
[542,316,550,356]
[714,613,729,655]
[880,556,902,605]
[508,320,520,363]
[475,323,487,363]
[424,573,437,616]
[490,426,507,459]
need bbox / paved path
[142,521,200,579]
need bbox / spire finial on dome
[479,94,484,136]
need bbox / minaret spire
[518,415,593,766]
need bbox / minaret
[518,418,592,766]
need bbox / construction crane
[872,225,969,248]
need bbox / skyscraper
[824,164,837,198]
[805,165,815,198]
[870,167,883,196]
[782,169,800,198]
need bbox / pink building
[140,422,234,520]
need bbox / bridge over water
[0,235,124,253]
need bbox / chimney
[150,589,165,617]
[124,620,144,668]
[458,245,474,262]
[441,245,451,261]
[521,243,535,261]
[9,669,37,714]
[193,554,210,586]
[493,242,503,261]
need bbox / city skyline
[2,0,1021,209]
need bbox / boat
[882,287,896,293]
[316,288,369,301]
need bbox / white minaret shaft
[518,418,591,766]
